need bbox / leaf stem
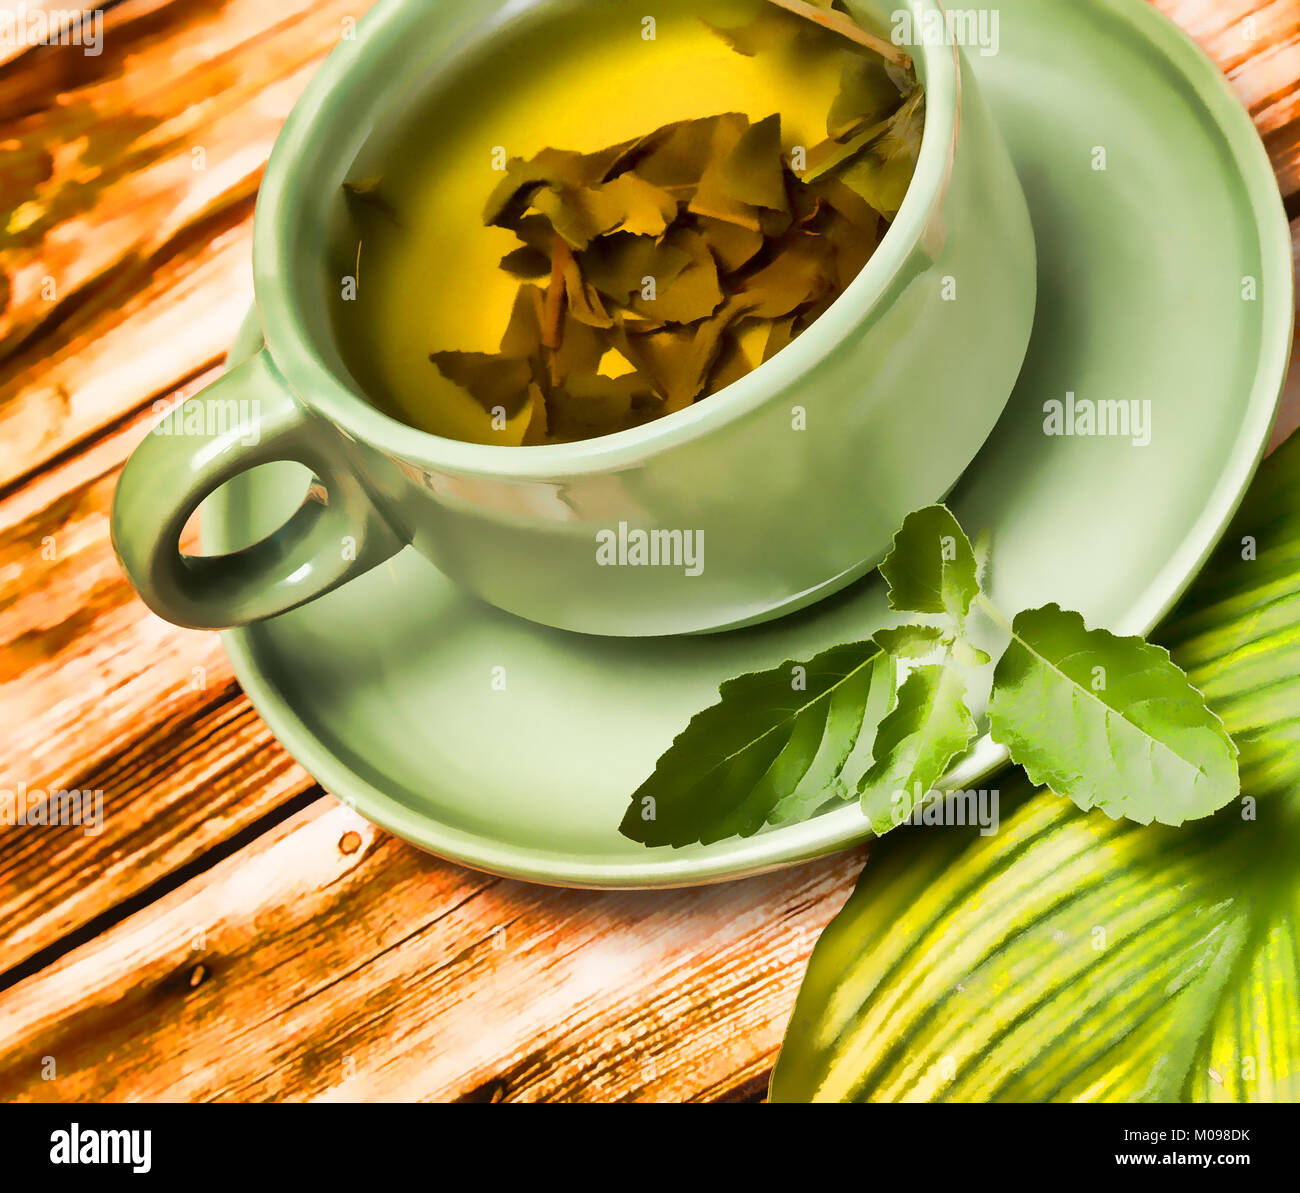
[543,236,570,351]
[974,592,1015,635]
[764,0,913,68]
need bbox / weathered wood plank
[0,217,255,491]
[1156,0,1300,192]
[0,1,115,72]
[0,799,866,1103]
[0,378,315,976]
[1145,0,1300,194]
[0,0,368,488]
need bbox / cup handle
[111,350,406,630]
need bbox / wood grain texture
[0,799,866,1103]
[0,0,1296,1103]
[0,0,360,975]
[0,0,365,489]
[1150,0,1300,194]
[0,380,316,975]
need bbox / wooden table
[0,0,1297,1103]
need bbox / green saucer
[204,0,1292,887]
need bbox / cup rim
[253,0,960,479]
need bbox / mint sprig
[619,504,1241,847]
[879,503,980,623]
[987,604,1239,825]
[858,662,976,833]
[618,643,896,847]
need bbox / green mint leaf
[769,650,897,826]
[620,642,896,847]
[987,604,1239,825]
[872,623,949,658]
[857,657,978,833]
[952,639,992,667]
[879,504,979,622]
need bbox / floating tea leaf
[717,114,791,214]
[549,308,604,385]
[342,177,399,224]
[547,372,661,441]
[628,227,724,325]
[531,183,628,250]
[697,216,766,274]
[428,351,532,418]
[581,233,692,304]
[736,233,832,318]
[520,384,549,445]
[598,172,679,237]
[631,115,732,194]
[499,245,551,279]
[827,51,908,138]
[703,8,796,58]
[560,250,614,329]
[706,116,791,236]
[836,89,925,219]
[499,284,546,359]
[417,0,922,444]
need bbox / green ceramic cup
[111,0,1036,637]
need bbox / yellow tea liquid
[333,0,849,445]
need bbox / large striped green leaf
[772,433,1300,1103]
